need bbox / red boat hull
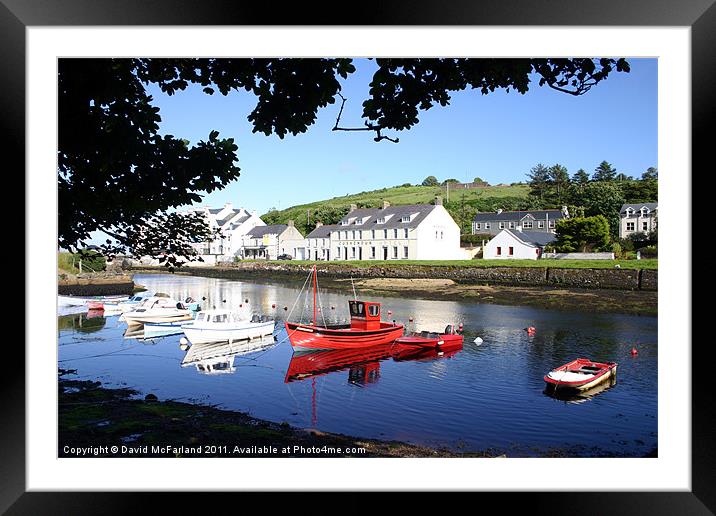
[544,358,618,391]
[394,333,463,348]
[284,321,404,351]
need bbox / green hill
[261,182,532,235]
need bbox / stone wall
[134,262,656,291]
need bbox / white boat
[181,309,275,345]
[143,320,188,338]
[115,292,158,313]
[119,296,193,325]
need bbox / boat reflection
[58,312,107,334]
[284,340,465,384]
[284,345,393,384]
[543,375,618,404]
[181,336,276,375]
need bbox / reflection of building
[239,222,307,260]
[181,337,275,375]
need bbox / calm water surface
[58,273,657,457]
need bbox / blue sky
[147,58,657,215]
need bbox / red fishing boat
[284,266,404,352]
[544,358,618,392]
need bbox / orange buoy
[526,326,536,334]
[631,347,638,356]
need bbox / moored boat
[393,325,463,349]
[284,266,404,352]
[181,309,275,345]
[544,358,618,392]
[119,296,193,325]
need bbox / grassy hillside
[262,183,531,234]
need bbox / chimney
[349,203,357,212]
[224,202,233,209]
[315,221,323,228]
[287,219,294,227]
[382,200,391,209]
[434,196,443,206]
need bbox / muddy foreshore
[58,372,491,458]
[131,266,657,316]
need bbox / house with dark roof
[472,208,568,236]
[327,197,462,260]
[619,203,657,239]
[240,221,307,260]
[483,229,557,260]
[185,202,265,263]
[306,223,339,261]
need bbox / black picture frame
[6,0,709,513]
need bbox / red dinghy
[284,266,404,352]
[394,325,463,349]
[544,358,617,392]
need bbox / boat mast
[313,264,317,326]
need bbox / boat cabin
[348,300,383,330]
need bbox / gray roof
[474,209,564,223]
[246,224,288,238]
[208,208,223,215]
[306,224,339,239]
[620,203,657,214]
[228,213,251,229]
[504,229,556,246]
[336,204,437,230]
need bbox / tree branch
[332,93,399,143]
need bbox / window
[499,222,505,229]
[523,221,533,229]
[393,246,398,258]
[642,222,648,231]
[496,246,502,256]
[384,229,388,239]
[371,230,376,239]
[401,215,411,222]
[368,305,379,317]
[393,229,398,238]
[476,223,482,230]
[377,217,385,224]
[549,220,555,228]
[509,222,515,229]
[538,221,544,228]
[485,223,491,229]
[627,222,635,231]
[508,246,514,256]
[371,247,376,259]
[352,230,357,239]
[404,228,409,238]
[403,246,409,258]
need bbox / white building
[328,198,462,261]
[473,208,568,236]
[305,222,338,261]
[240,221,307,260]
[483,229,556,260]
[619,203,657,239]
[186,202,265,263]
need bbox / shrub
[637,245,658,258]
[611,242,622,258]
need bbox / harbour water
[58,273,658,457]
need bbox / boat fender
[176,303,183,309]
[474,337,483,345]
[526,326,536,334]
[284,306,288,311]
[387,310,392,315]
[409,317,413,322]
[185,297,194,303]
[245,299,249,303]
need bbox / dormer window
[625,208,634,216]
[377,217,385,224]
[640,207,649,216]
[340,220,349,226]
